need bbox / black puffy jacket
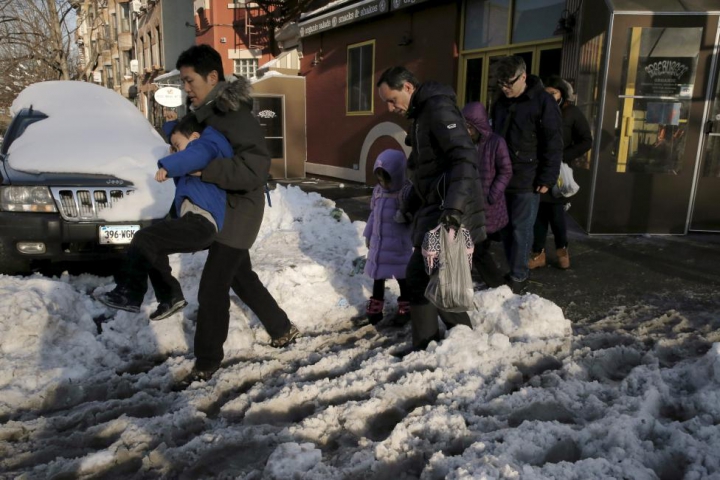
[491,75,563,193]
[194,78,269,250]
[403,82,486,247]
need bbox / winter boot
[528,250,546,269]
[388,298,411,326]
[365,297,385,325]
[410,303,442,350]
[556,247,570,269]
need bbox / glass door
[592,14,718,233]
[690,56,720,231]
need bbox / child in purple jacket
[363,149,413,325]
[462,102,513,288]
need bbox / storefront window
[616,27,702,174]
[511,0,564,44]
[347,41,374,114]
[575,32,606,170]
[463,0,509,50]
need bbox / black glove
[438,208,462,229]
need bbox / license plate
[99,225,141,245]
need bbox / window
[119,3,130,32]
[511,0,564,44]
[347,40,374,114]
[234,58,258,78]
[463,0,509,50]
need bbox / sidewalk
[276,176,720,326]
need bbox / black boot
[410,303,442,350]
[438,310,473,330]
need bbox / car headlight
[0,186,58,212]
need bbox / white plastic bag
[552,162,580,198]
[424,226,474,312]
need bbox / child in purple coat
[462,101,513,288]
[363,149,413,325]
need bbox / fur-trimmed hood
[195,76,253,117]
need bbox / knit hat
[545,75,575,103]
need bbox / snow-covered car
[0,81,173,275]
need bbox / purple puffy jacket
[462,102,513,234]
[363,150,413,280]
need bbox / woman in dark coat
[529,76,592,270]
[462,101,512,288]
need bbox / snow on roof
[152,69,180,83]
[8,81,173,221]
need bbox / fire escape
[244,1,264,51]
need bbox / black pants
[118,213,217,304]
[533,202,568,253]
[472,238,505,288]
[372,278,409,300]
[194,241,291,370]
[406,248,472,348]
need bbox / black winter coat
[194,79,269,249]
[541,103,593,204]
[404,82,486,247]
[491,75,563,193]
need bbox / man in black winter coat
[490,56,563,293]
[377,66,486,350]
[176,45,298,384]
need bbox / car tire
[0,241,32,276]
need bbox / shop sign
[299,0,389,37]
[636,56,696,98]
[154,87,183,108]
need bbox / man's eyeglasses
[497,73,523,89]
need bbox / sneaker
[365,297,384,325]
[174,364,220,390]
[270,322,300,348]
[528,250,546,269]
[96,289,141,313]
[556,247,570,269]
[150,298,188,321]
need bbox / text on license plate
[99,225,141,245]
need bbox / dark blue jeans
[502,192,540,282]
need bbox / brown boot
[528,250,546,269]
[556,247,570,269]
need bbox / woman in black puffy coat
[529,76,592,270]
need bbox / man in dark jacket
[377,66,486,350]
[490,56,563,293]
[176,45,298,383]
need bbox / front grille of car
[50,187,135,221]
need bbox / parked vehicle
[0,81,172,275]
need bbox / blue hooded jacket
[158,126,232,231]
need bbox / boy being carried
[97,114,232,320]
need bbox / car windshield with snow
[0,81,174,274]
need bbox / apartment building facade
[75,0,136,98]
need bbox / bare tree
[0,0,103,112]
[248,0,317,56]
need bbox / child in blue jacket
[98,114,233,321]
